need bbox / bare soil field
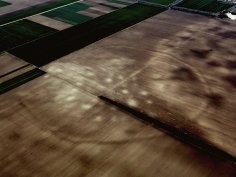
[43,10,236,160]
[0,4,235,177]
[0,73,235,176]
[0,52,27,77]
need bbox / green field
[0,0,10,8]
[0,29,27,52]
[42,2,93,25]
[176,0,233,13]
[144,0,176,5]
[10,3,166,66]
[0,0,80,25]
[0,20,57,52]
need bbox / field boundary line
[0,0,81,27]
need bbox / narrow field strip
[0,64,31,79]
[9,3,166,66]
[107,0,132,6]
[0,68,45,95]
[42,2,93,25]
[141,0,177,6]
[0,64,35,84]
[0,0,80,26]
[0,20,58,52]
[1,20,57,40]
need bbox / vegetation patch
[10,3,166,66]
[42,2,92,25]
[0,0,10,8]
[0,20,57,52]
[176,0,234,13]
[0,0,80,25]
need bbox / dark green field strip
[0,0,10,8]
[0,20,58,52]
[0,29,28,52]
[0,0,80,25]
[43,2,92,25]
[2,20,58,40]
[200,1,232,12]
[42,2,91,18]
[143,0,176,6]
[0,68,45,95]
[107,0,132,5]
[9,3,166,67]
[176,0,234,13]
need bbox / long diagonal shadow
[98,95,236,164]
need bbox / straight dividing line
[139,1,167,8]
[139,0,183,8]
[9,3,166,66]
[0,65,35,84]
[0,0,131,53]
[99,3,121,9]
[0,63,31,78]
[0,68,45,95]
[4,28,58,53]
[109,64,150,91]
[0,0,82,27]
